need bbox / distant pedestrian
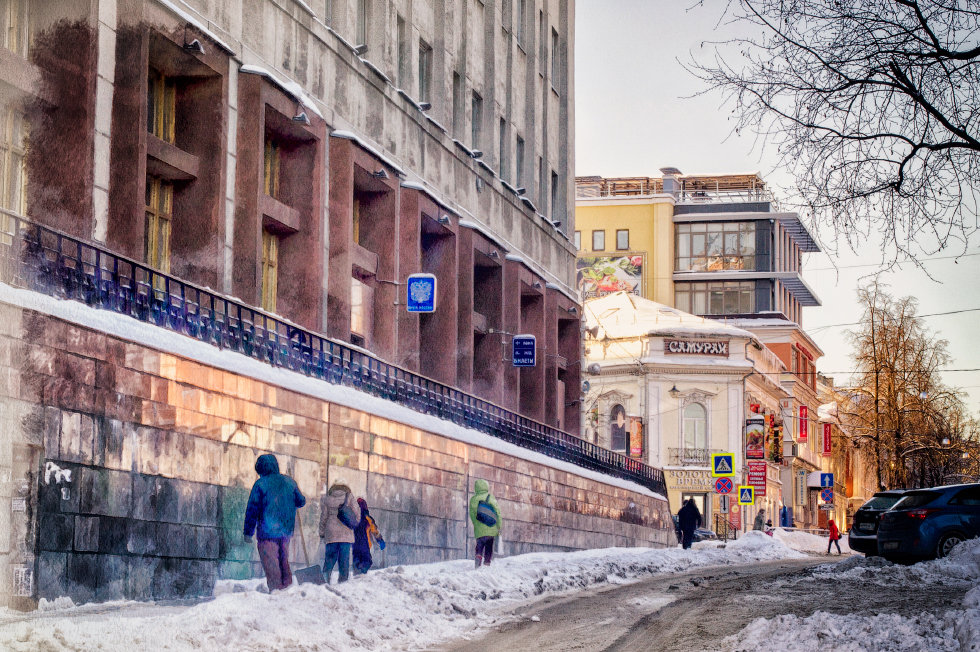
[827,518,842,555]
[320,480,360,583]
[753,509,766,531]
[469,479,501,568]
[352,497,386,575]
[677,498,702,550]
[243,454,307,592]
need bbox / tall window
[144,177,173,273]
[397,15,408,86]
[591,230,605,251]
[452,72,463,137]
[683,403,707,450]
[356,0,368,46]
[551,170,559,217]
[610,404,627,451]
[498,117,507,180]
[616,229,629,250]
[261,230,279,312]
[515,135,525,187]
[550,28,559,87]
[263,137,281,199]
[573,231,581,250]
[147,69,176,144]
[676,222,756,271]
[418,39,433,103]
[516,0,527,47]
[1,0,29,57]
[0,108,28,244]
[471,91,483,148]
[352,196,361,244]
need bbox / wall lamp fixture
[418,101,432,111]
[292,108,311,126]
[533,281,542,289]
[669,385,680,398]
[371,169,389,179]
[551,220,562,228]
[183,26,206,55]
[471,150,483,159]
[515,187,526,195]
[352,44,368,55]
[567,306,577,315]
[487,250,499,259]
[437,215,451,224]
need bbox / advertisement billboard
[799,405,809,442]
[576,254,643,300]
[629,416,643,458]
[745,416,765,460]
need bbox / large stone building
[575,172,835,529]
[0,1,676,609]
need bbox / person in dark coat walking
[352,497,386,575]
[677,498,702,550]
[827,518,842,555]
[243,454,307,591]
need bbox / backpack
[337,493,357,529]
[476,499,497,527]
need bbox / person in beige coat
[319,480,360,583]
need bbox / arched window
[610,404,627,451]
[683,403,707,450]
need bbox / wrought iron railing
[0,215,667,495]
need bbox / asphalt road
[438,555,970,652]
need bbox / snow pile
[773,528,852,555]
[725,538,980,651]
[0,538,805,652]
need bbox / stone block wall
[0,302,671,607]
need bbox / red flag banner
[799,405,808,442]
[823,423,832,456]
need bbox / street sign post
[819,504,834,511]
[715,477,733,494]
[737,485,755,505]
[711,453,735,477]
[512,335,536,367]
[405,274,437,313]
[820,473,834,488]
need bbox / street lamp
[669,385,680,398]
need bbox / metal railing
[714,514,738,541]
[0,215,667,495]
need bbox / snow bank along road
[0,530,978,651]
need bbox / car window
[892,491,941,509]
[862,494,904,510]
[949,487,980,506]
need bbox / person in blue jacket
[243,454,306,591]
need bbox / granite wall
[0,302,671,607]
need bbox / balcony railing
[667,447,726,466]
[0,215,667,496]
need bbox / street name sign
[711,453,735,477]
[512,334,536,367]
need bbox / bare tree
[837,282,977,488]
[691,0,980,258]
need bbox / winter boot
[475,555,483,568]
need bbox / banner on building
[747,460,767,497]
[799,405,808,442]
[823,423,832,456]
[629,416,643,458]
[745,416,765,459]
[576,255,643,300]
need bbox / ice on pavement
[0,532,805,651]
[723,537,980,652]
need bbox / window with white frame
[683,403,707,451]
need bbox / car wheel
[936,533,966,558]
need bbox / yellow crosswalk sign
[738,486,755,505]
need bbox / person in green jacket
[468,478,501,568]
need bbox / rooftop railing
[0,214,667,496]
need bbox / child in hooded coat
[352,497,386,575]
[468,479,501,568]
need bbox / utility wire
[804,251,980,273]
[808,307,980,332]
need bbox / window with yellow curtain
[147,68,176,144]
[261,229,279,312]
[144,176,173,273]
[0,107,28,244]
[352,196,361,243]
[263,137,281,198]
[1,0,29,57]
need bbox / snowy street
[1,530,978,651]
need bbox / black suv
[848,490,908,556]
[878,483,980,561]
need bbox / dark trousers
[681,529,695,549]
[475,536,495,565]
[324,542,352,583]
[828,538,842,554]
[257,537,292,591]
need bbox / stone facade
[0,301,671,606]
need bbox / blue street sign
[406,274,437,313]
[738,486,755,505]
[512,334,536,367]
[715,477,733,494]
[711,453,735,477]
[821,488,834,503]
[820,473,834,488]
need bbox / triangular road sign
[738,486,755,505]
[715,458,732,474]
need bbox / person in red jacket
[827,518,842,555]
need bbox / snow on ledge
[0,283,664,501]
[155,0,237,55]
[329,130,407,177]
[238,65,324,120]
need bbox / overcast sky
[574,0,980,416]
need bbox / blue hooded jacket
[243,454,306,540]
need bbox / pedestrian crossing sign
[738,485,755,505]
[711,453,735,477]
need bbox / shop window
[144,176,173,273]
[351,276,373,346]
[263,137,281,199]
[610,404,627,451]
[356,0,368,47]
[616,229,629,250]
[683,403,707,450]
[147,68,176,144]
[261,229,279,312]
[0,107,28,244]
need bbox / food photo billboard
[576,254,643,300]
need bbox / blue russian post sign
[512,334,536,367]
[406,273,437,313]
[711,453,734,477]
[820,473,834,488]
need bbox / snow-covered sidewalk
[722,537,980,652]
[0,533,815,651]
